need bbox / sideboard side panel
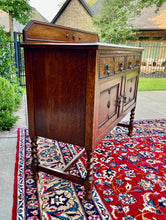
[24,48,36,138]
[30,47,88,146]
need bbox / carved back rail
[23,20,99,44]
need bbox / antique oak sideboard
[22,20,143,200]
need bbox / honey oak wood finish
[22,20,143,201]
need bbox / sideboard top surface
[21,41,144,51]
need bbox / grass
[138,78,166,91]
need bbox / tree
[93,0,137,43]
[0,0,33,38]
[93,0,166,43]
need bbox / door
[98,80,120,129]
[120,70,139,114]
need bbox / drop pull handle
[72,33,76,40]
[105,62,110,75]
[107,100,111,108]
[129,60,132,69]
[119,61,123,71]
[137,59,140,66]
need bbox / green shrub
[0,26,24,130]
[13,84,24,108]
[0,26,17,81]
[0,76,18,131]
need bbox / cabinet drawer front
[115,56,125,72]
[98,83,119,128]
[99,56,115,77]
[134,55,141,67]
[99,55,125,78]
[127,56,134,69]
[127,55,141,69]
[99,54,141,78]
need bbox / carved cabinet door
[97,78,121,133]
[119,70,139,114]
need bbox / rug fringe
[12,128,21,220]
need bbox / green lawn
[138,78,166,91]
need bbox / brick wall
[55,0,97,32]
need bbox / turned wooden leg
[31,137,39,180]
[128,107,135,137]
[84,151,94,201]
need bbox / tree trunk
[9,11,14,38]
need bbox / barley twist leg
[31,137,39,180]
[84,151,94,201]
[128,107,135,137]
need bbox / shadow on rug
[12,119,166,220]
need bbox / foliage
[13,84,24,107]
[0,76,18,131]
[93,0,166,43]
[138,0,166,9]
[93,0,136,43]
[0,26,17,81]
[138,77,166,91]
[0,25,24,131]
[0,0,33,25]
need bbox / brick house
[51,0,96,32]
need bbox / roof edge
[51,0,94,24]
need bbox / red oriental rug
[12,119,166,220]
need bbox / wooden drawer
[126,55,141,69]
[99,54,141,78]
[99,55,126,78]
[99,56,115,77]
[115,56,125,72]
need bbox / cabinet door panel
[126,76,137,103]
[98,83,120,128]
[98,88,110,126]
[123,72,138,112]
